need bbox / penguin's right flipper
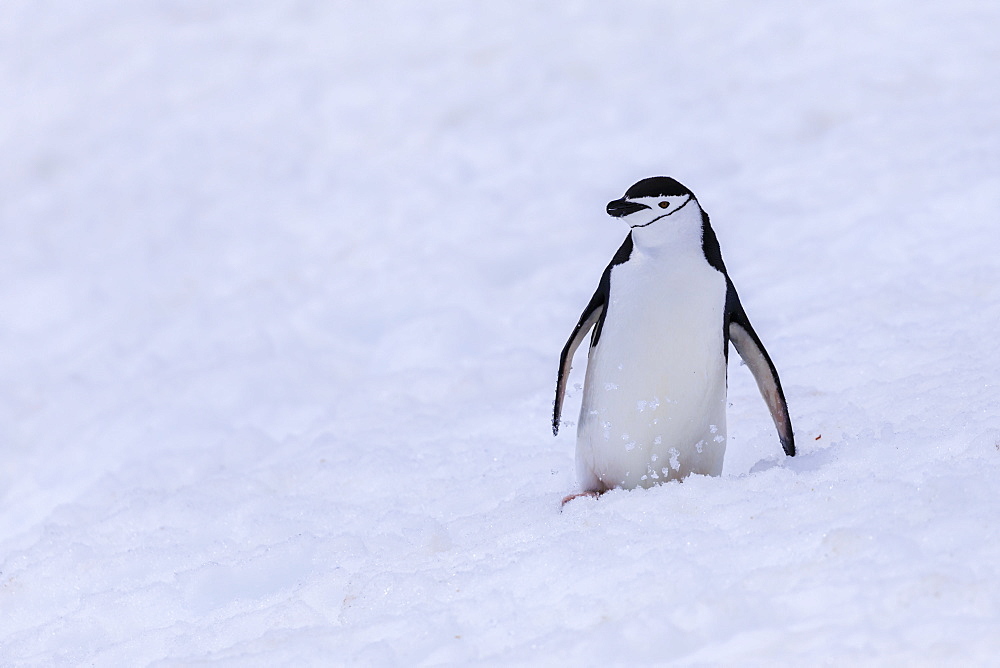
[552,294,604,435]
[553,234,632,436]
[728,311,795,457]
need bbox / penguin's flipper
[728,313,795,457]
[553,294,604,436]
[553,234,632,436]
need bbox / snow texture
[2,1,1000,665]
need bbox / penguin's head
[607,177,695,229]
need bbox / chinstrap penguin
[553,176,794,504]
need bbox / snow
[2,1,1000,664]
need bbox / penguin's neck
[629,202,706,259]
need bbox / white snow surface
[2,2,1000,665]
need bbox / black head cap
[623,176,692,199]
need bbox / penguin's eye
[658,201,670,209]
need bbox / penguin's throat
[629,210,704,255]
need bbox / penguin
[553,176,794,502]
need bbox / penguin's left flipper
[728,309,795,457]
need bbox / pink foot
[561,490,603,507]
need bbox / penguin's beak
[607,198,650,217]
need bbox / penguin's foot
[561,490,603,508]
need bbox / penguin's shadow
[747,446,834,475]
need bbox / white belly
[576,255,728,491]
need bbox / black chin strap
[629,195,692,228]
